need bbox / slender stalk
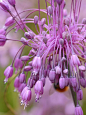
[68,64,77,107]
[70,86,77,107]
[14,6,25,32]
[4,74,19,115]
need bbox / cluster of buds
[0,0,86,114]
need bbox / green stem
[68,63,77,107]
[4,74,19,115]
[70,86,77,107]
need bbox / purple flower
[75,105,83,115]
[0,1,10,12]
[5,17,14,27]
[77,89,83,100]
[14,76,20,89]
[19,73,25,83]
[4,65,13,83]
[34,80,43,101]
[49,69,55,83]
[0,0,86,113]
[8,0,15,7]
[0,34,6,46]
[21,86,32,109]
[59,76,66,89]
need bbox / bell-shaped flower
[34,80,43,101]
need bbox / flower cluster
[0,0,86,114]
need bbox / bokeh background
[0,0,86,115]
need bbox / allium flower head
[0,0,86,114]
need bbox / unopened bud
[8,0,15,7]
[79,65,85,72]
[20,37,28,45]
[63,9,67,17]
[0,1,10,12]
[75,105,83,115]
[21,55,29,61]
[47,6,53,15]
[63,69,68,75]
[77,89,83,100]
[59,76,66,89]
[24,31,34,39]
[55,66,61,74]
[82,18,86,24]
[55,0,63,5]
[24,66,32,71]
[49,69,55,83]
[5,17,14,27]
[62,31,67,39]
[41,18,46,26]
[34,15,38,25]
[19,73,25,83]
[59,38,64,46]
[43,37,47,44]
[0,34,6,46]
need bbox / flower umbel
[0,0,86,114]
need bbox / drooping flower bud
[79,77,86,88]
[34,80,43,101]
[14,58,23,69]
[18,83,26,93]
[70,54,80,66]
[64,17,70,26]
[21,86,32,109]
[41,18,46,26]
[49,69,55,83]
[29,49,36,55]
[8,0,15,7]
[27,78,34,88]
[14,76,20,89]
[47,6,53,16]
[63,69,68,75]
[79,65,85,72]
[82,18,86,24]
[20,37,28,45]
[24,31,34,39]
[77,89,83,100]
[75,105,83,115]
[61,57,66,62]
[55,66,61,74]
[59,38,64,46]
[32,56,41,70]
[55,0,63,5]
[28,61,32,66]
[21,55,29,61]
[34,15,38,25]
[4,65,13,83]
[59,76,66,89]
[19,73,25,83]
[69,77,77,88]
[62,31,67,39]
[42,31,46,36]
[0,34,6,46]
[43,37,47,44]
[24,66,32,71]
[0,1,10,12]
[63,9,67,17]
[5,17,14,27]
